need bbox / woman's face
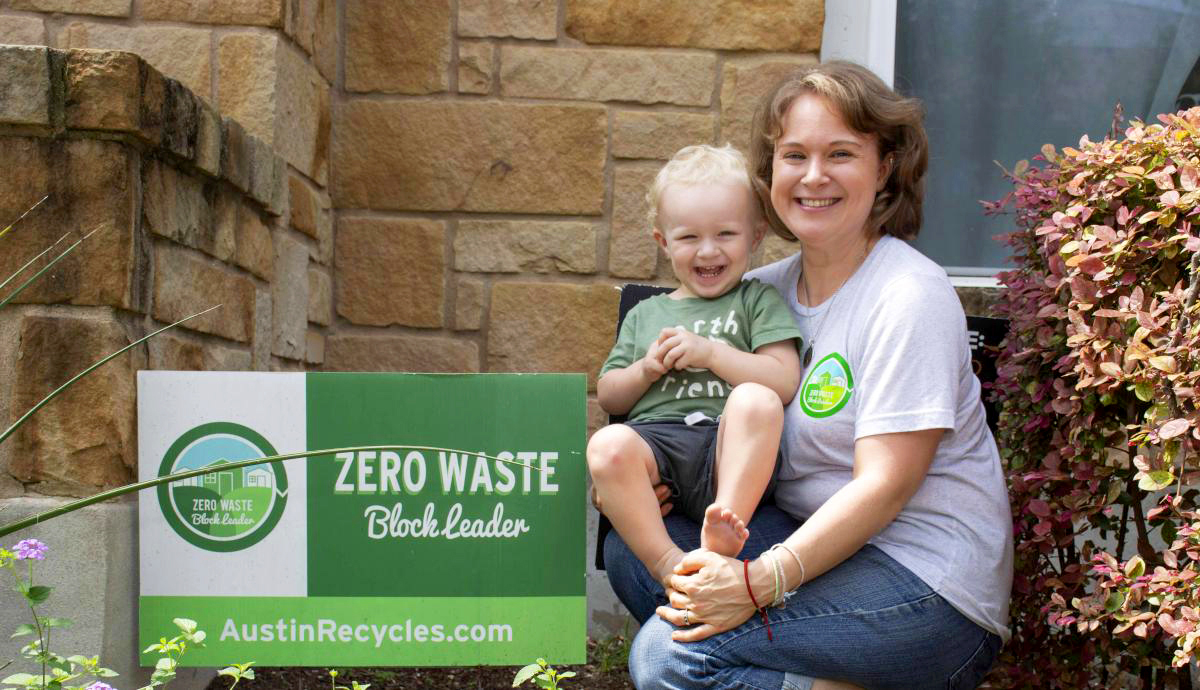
[769,94,891,249]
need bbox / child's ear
[652,227,668,250]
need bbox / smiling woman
[605,62,1014,690]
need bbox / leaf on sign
[1160,418,1190,439]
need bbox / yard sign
[137,372,586,666]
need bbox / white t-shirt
[747,236,1014,641]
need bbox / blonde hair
[749,61,928,241]
[646,144,757,229]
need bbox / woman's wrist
[747,556,775,608]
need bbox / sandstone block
[455,220,596,274]
[500,46,714,106]
[565,0,823,52]
[218,32,329,183]
[0,15,45,46]
[234,205,274,280]
[140,0,282,26]
[252,286,271,370]
[335,218,445,328]
[152,243,255,342]
[310,207,333,265]
[333,101,605,214]
[12,0,129,16]
[219,117,286,215]
[147,331,252,371]
[454,276,485,331]
[10,313,141,489]
[158,78,213,164]
[195,101,221,176]
[609,164,660,279]
[305,329,324,365]
[0,46,49,127]
[0,138,136,310]
[285,0,337,81]
[324,334,479,373]
[141,159,217,255]
[489,283,618,390]
[459,0,556,40]
[720,55,819,150]
[612,111,715,160]
[63,49,142,134]
[457,40,493,95]
[288,172,320,238]
[345,0,450,94]
[272,232,307,359]
[307,266,331,326]
[59,22,211,102]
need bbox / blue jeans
[604,505,1002,689]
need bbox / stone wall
[0,0,829,643]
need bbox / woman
[602,61,1013,689]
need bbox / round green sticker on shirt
[800,352,854,418]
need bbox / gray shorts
[627,419,781,524]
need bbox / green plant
[512,658,575,689]
[591,623,632,674]
[215,663,254,689]
[140,618,208,690]
[328,669,369,690]
[0,539,118,690]
[986,105,1200,687]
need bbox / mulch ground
[204,639,634,690]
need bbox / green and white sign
[138,372,586,666]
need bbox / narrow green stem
[0,445,539,538]
[0,230,69,296]
[0,304,222,448]
[0,194,48,242]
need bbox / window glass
[895,0,1200,272]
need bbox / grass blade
[0,231,71,295]
[0,305,223,447]
[0,444,538,538]
[0,195,48,242]
[0,225,104,313]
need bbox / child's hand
[657,327,714,370]
[640,337,670,380]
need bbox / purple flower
[86,683,115,690]
[13,538,47,561]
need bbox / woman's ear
[876,153,895,192]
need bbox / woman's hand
[655,549,759,642]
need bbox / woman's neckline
[795,235,886,309]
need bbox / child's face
[653,182,765,299]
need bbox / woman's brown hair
[749,61,928,241]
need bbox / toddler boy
[588,144,803,586]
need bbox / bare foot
[700,504,749,557]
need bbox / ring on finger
[682,608,691,626]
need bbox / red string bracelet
[743,558,773,641]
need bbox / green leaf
[24,585,52,604]
[1134,382,1154,402]
[155,657,176,672]
[559,671,577,679]
[1138,470,1175,491]
[10,623,36,638]
[513,664,541,687]
[1105,591,1124,612]
[1124,555,1146,578]
[1,673,39,684]
[173,617,197,634]
[44,617,72,629]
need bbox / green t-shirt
[600,279,803,422]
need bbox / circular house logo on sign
[799,353,854,418]
[156,422,287,552]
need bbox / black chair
[592,284,1008,570]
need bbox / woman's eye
[780,151,805,161]
[831,150,852,159]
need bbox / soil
[203,639,634,690]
